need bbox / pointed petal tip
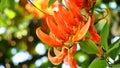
[73,16,91,42]
[36,27,62,47]
[48,48,66,65]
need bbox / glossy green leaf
[89,58,108,68]
[100,23,109,51]
[79,40,99,54]
[106,39,120,60]
[48,0,56,7]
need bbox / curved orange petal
[57,4,77,26]
[87,14,100,44]
[53,47,61,56]
[68,54,77,68]
[73,16,91,42]
[48,48,67,65]
[70,44,77,55]
[64,0,83,21]
[88,18,101,44]
[64,44,77,65]
[47,16,67,40]
[71,0,88,9]
[49,32,63,45]
[36,28,62,47]
[53,11,72,34]
[64,56,69,65]
[88,28,101,44]
[41,15,49,32]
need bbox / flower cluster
[26,0,101,68]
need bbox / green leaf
[89,58,108,68]
[79,40,99,54]
[0,0,15,12]
[0,0,9,12]
[106,39,120,60]
[48,0,56,7]
[4,9,16,19]
[95,22,106,32]
[100,23,109,51]
[112,64,120,68]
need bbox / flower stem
[90,2,96,17]
[103,54,112,67]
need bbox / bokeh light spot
[35,59,42,67]
[11,41,16,46]
[35,56,48,67]
[28,36,34,42]
[108,58,114,64]
[77,44,81,51]
[100,3,107,8]
[11,48,17,55]
[111,36,120,44]
[35,43,46,55]
[41,56,48,62]
[62,63,70,68]
[109,2,117,9]
[12,51,32,65]
[0,65,5,68]
[15,0,20,2]
[78,56,85,62]
[0,27,6,35]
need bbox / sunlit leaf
[0,18,6,27]
[4,9,16,19]
[48,0,56,7]
[29,63,36,68]
[89,58,108,68]
[100,23,109,51]
[79,40,99,54]
[95,19,106,32]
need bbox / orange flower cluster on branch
[26,0,102,68]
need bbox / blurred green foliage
[0,0,120,68]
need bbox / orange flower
[35,0,100,68]
[70,0,96,9]
[36,1,92,68]
[70,0,96,15]
[70,0,88,9]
